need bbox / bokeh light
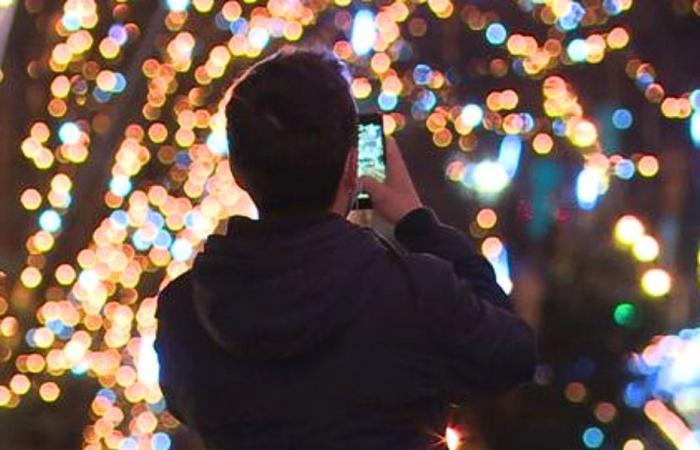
[641,268,672,298]
[615,215,645,246]
[613,302,639,328]
[444,426,462,450]
[612,108,634,129]
[582,426,605,448]
[632,235,660,262]
[623,439,645,450]
[1,1,698,448]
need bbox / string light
[3,0,698,448]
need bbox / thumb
[359,175,386,199]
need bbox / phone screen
[356,114,386,208]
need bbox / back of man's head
[226,47,358,215]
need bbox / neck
[258,209,336,221]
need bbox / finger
[384,137,409,184]
[359,175,386,198]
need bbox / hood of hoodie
[192,213,384,361]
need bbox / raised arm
[398,216,535,393]
[395,207,509,308]
[360,138,536,394]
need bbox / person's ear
[344,146,358,190]
[230,161,251,192]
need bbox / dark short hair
[226,47,358,214]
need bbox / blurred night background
[0,0,699,449]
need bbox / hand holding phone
[356,130,423,225]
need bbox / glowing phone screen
[357,121,386,201]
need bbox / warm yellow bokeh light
[476,209,498,229]
[0,386,11,406]
[614,215,645,246]
[55,264,77,285]
[533,133,554,155]
[20,267,42,289]
[638,155,659,177]
[10,375,31,396]
[568,119,598,148]
[39,382,61,403]
[623,439,645,450]
[20,189,42,210]
[632,235,660,262]
[1,0,693,443]
[0,317,18,338]
[641,268,672,298]
[481,237,504,259]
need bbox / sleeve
[396,208,536,393]
[395,208,509,309]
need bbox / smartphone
[355,113,387,209]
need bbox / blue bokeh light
[558,2,586,31]
[150,397,168,413]
[460,104,484,127]
[58,122,81,145]
[623,382,646,408]
[108,24,129,45]
[152,433,172,450]
[603,0,623,15]
[153,230,173,249]
[206,132,229,156]
[248,27,270,49]
[351,10,377,56]
[171,239,193,261]
[215,12,230,30]
[175,151,192,167]
[110,210,129,229]
[230,18,248,34]
[498,136,523,178]
[97,388,117,404]
[132,230,152,251]
[552,119,567,136]
[582,427,604,449]
[47,319,72,340]
[71,361,88,376]
[147,210,165,229]
[121,437,139,450]
[690,89,700,110]
[691,111,700,149]
[412,64,432,85]
[636,73,654,88]
[93,88,112,103]
[489,246,513,294]
[576,168,601,210]
[614,159,635,180]
[567,39,588,62]
[166,0,190,12]
[378,92,398,111]
[415,90,437,112]
[521,113,535,133]
[25,329,36,347]
[612,108,634,130]
[39,209,62,233]
[109,176,132,197]
[113,73,127,93]
[485,23,507,45]
[62,12,82,32]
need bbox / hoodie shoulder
[402,252,456,291]
[399,251,478,315]
[155,270,194,321]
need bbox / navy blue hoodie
[155,208,536,450]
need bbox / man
[155,48,536,450]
